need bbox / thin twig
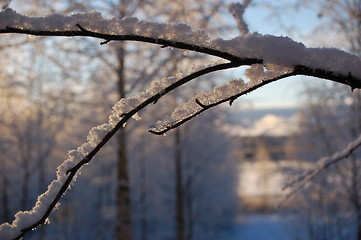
[149,70,297,135]
[278,134,361,207]
[195,98,209,108]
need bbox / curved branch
[149,69,295,135]
[2,61,242,240]
[294,65,361,90]
[149,64,361,135]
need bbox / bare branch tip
[229,97,238,106]
[148,128,161,135]
[153,95,161,104]
[76,24,88,32]
[100,39,111,45]
[195,98,208,108]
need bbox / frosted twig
[229,1,252,35]
[149,62,361,135]
[149,65,296,135]
[279,133,361,207]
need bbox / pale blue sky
[232,1,338,109]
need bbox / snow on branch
[149,64,295,134]
[0,60,240,240]
[280,134,361,207]
[0,8,361,84]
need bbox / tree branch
[1,61,242,240]
[0,11,249,62]
[149,68,295,135]
[149,63,361,135]
[229,1,252,35]
[279,133,361,207]
[0,8,360,87]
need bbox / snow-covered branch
[0,8,361,86]
[0,61,239,240]
[150,64,295,134]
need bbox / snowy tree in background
[0,1,361,239]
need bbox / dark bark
[115,1,133,238]
[175,128,185,240]
[350,158,361,240]
[1,177,9,223]
[139,149,147,240]
[185,176,193,240]
[115,40,133,240]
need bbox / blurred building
[235,136,288,212]
[224,108,308,212]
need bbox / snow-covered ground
[225,214,306,240]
